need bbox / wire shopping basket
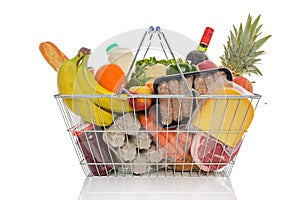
[54,27,261,177]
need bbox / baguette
[39,41,68,71]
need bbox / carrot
[156,132,167,146]
[164,144,178,157]
[139,113,148,127]
[166,131,176,143]
[167,131,192,161]
[39,41,68,71]
[155,131,186,161]
[139,112,187,161]
[95,63,126,92]
[157,132,176,152]
[139,113,157,130]
[177,132,192,144]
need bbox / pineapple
[220,14,271,92]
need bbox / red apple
[128,86,152,111]
[233,76,253,93]
[197,60,219,71]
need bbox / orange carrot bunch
[139,112,192,162]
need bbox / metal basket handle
[116,26,154,95]
[117,26,194,96]
[156,27,194,96]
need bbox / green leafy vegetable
[127,57,188,88]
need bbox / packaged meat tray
[153,68,233,128]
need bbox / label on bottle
[197,43,208,52]
[72,122,93,136]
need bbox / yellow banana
[70,94,114,127]
[73,48,133,113]
[57,52,83,110]
[57,49,113,126]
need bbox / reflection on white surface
[78,176,237,200]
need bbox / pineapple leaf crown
[220,14,272,76]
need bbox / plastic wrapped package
[190,132,242,172]
[139,109,193,164]
[152,128,193,163]
[72,123,115,176]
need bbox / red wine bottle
[186,27,214,65]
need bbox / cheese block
[191,87,254,147]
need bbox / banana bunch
[57,52,82,111]
[73,48,133,113]
[57,47,133,127]
[57,49,113,126]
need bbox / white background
[1,0,299,199]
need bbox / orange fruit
[95,63,126,92]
